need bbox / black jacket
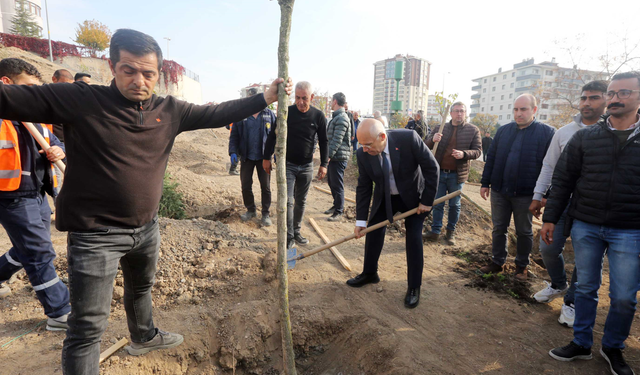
[356,129,439,222]
[405,119,429,140]
[228,108,276,161]
[543,113,640,229]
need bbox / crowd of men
[0,26,638,375]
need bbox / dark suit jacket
[356,129,440,222]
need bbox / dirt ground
[1,126,639,375]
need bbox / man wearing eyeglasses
[544,71,640,375]
[423,102,481,245]
[529,81,608,328]
[479,94,555,281]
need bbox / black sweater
[264,105,328,167]
[0,80,267,231]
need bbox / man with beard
[530,81,608,330]
[545,72,640,375]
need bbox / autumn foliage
[74,20,111,53]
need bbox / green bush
[159,173,186,219]
[468,166,481,183]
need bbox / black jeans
[490,190,533,268]
[62,217,160,375]
[286,161,314,240]
[363,195,427,288]
[327,160,348,214]
[240,159,271,215]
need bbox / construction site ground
[2,124,639,375]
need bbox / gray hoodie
[533,113,589,201]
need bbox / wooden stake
[314,185,356,203]
[431,104,451,155]
[308,217,352,271]
[99,338,128,363]
[275,1,297,374]
[23,122,66,172]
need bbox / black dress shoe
[405,287,420,308]
[294,233,309,245]
[346,273,380,288]
[287,238,295,249]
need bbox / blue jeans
[430,171,463,234]
[539,206,576,305]
[327,160,347,214]
[62,217,160,375]
[571,220,640,349]
[286,161,314,240]
[0,194,70,318]
[490,190,533,267]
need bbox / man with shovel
[347,118,439,308]
[0,58,70,331]
[0,29,292,375]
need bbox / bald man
[52,69,74,83]
[479,94,555,280]
[347,119,439,308]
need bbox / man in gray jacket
[324,92,352,221]
[529,80,608,327]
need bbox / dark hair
[332,92,346,106]
[581,80,608,93]
[247,87,258,96]
[110,29,163,71]
[611,71,640,89]
[0,58,41,80]
[74,72,91,81]
[53,69,72,80]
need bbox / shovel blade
[287,247,298,269]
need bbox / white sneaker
[46,312,70,331]
[0,284,10,298]
[533,281,567,303]
[558,304,575,328]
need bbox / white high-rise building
[372,54,431,120]
[470,58,607,126]
[0,0,44,36]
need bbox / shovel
[287,190,462,269]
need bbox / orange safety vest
[0,120,58,191]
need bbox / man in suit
[347,119,439,308]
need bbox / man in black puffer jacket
[544,71,640,375]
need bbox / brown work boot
[514,266,528,281]
[479,262,503,274]
[445,229,456,245]
[423,231,439,242]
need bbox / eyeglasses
[451,110,466,114]
[606,90,640,99]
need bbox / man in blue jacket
[0,58,71,331]
[229,88,276,227]
[479,94,555,280]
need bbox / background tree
[432,91,458,132]
[471,113,499,135]
[74,20,111,54]
[311,89,330,117]
[390,112,410,129]
[10,0,41,38]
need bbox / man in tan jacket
[424,102,481,244]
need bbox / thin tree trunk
[275,1,296,374]
[432,104,451,155]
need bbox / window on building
[500,105,503,110]
[490,106,494,111]
[501,95,504,100]
[509,94,513,99]
[483,88,486,93]
[533,69,539,74]
[481,107,485,112]
[510,82,514,88]
[511,72,515,77]
[507,114,511,120]
[544,81,552,87]
[502,84,505,90]
[503,74,507,80]
[484,78,487,83]
[492,87,496,92]
[493,77,496,82]
[540,114,548,120]
[541,103,549,109]
[545,70,553,76]
[508,104,512,109]
[520,70,527,76]
[499,115,503,120]
[491,96,495,101]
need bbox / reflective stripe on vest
[0,119,21,191]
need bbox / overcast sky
[45,0,640,112]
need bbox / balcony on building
[516,74,541,81]
[515,86,534,93]
[470,103,480,109]
[471,85,482,91]
[471,93,481,100]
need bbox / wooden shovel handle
[22,122,66,173]
[294,190,462,260]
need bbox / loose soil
[1,125,639,375]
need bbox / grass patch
[468,166,481,183]
[159,172,186,219]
